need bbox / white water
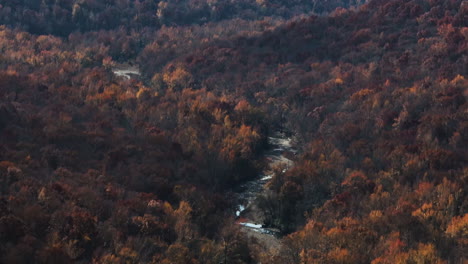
[260,173,274,181]
[236,132,296,236]
[240,223,263,229]
[236,205,245,217]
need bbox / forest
[0,0,466,263]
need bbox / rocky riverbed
[235,132,296,251]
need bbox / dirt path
[112,65,141,79]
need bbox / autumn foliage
[0,0,467,263]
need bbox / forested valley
[0,0,466,263]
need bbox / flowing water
[112,64,288,246]
[235,132,296,237]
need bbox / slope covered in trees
[0,0,467,263]
[0,0,362,36]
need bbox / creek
[235,132,296,238]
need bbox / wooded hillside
[0,0,466,263]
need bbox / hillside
[0,0,467,263]
[0,0,361,36]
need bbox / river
[112,66,291,248]
[235,132,296,246]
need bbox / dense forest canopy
[0,0,467,263]
[0,0,363,36]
